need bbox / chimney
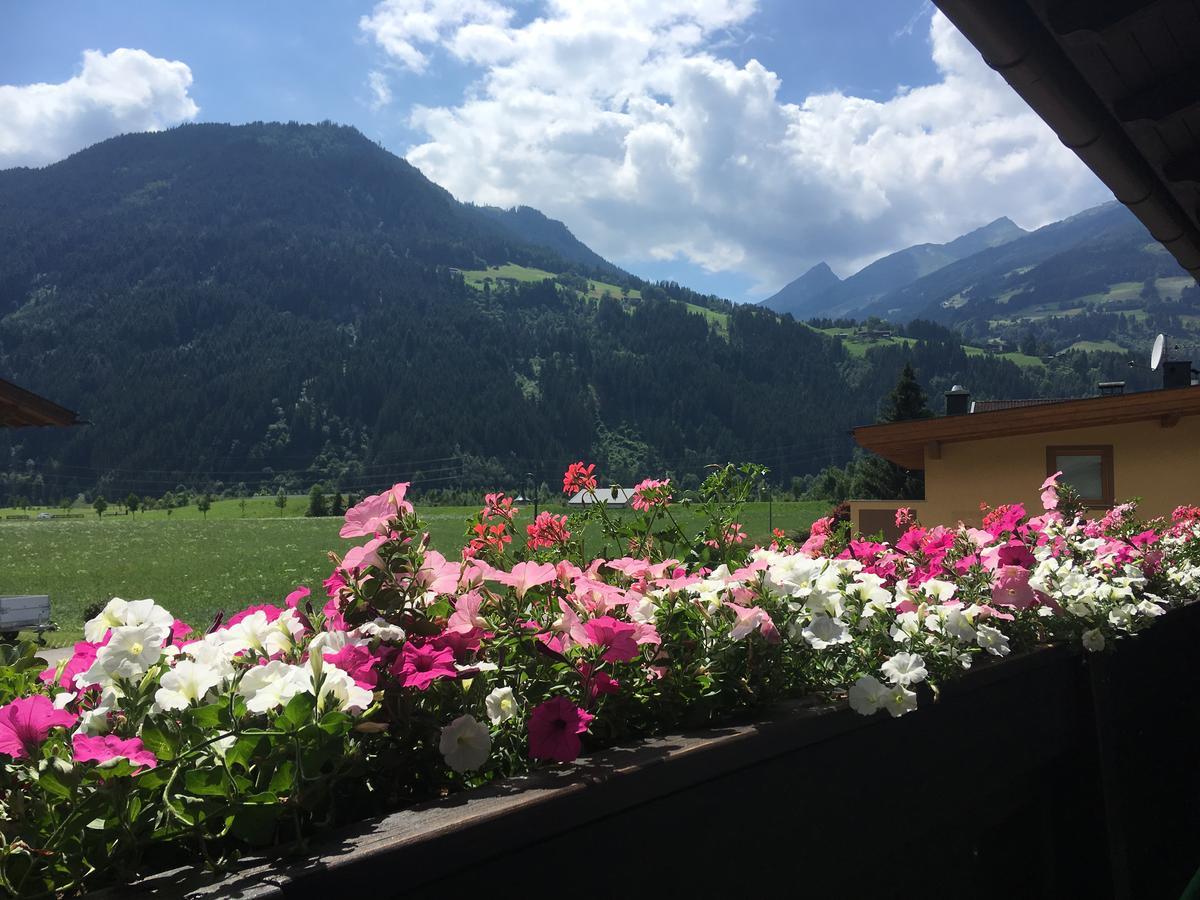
[945,385,970,416]
[1097,381,1125,396]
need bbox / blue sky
[0,1,1110,300]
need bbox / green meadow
[1,497,828,646]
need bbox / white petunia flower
[1081,629,1106,652]
[186,633,238,678]
[848,675,890,716]
[154,659,223,711]
[802,614,851,649]
[238,660,308,713]
[84,598,130,643]
[943,607,977,643]
[881,652,927,687]
[485,686,518,725]
[628,595,658,625]
[306,661,374,713]
[439,714,491,773]
[356,618,406,643]
[78,622,169,686]
[975,624,1011,657]
[883,684,918,718]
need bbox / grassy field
[460,263,730,335]
[1,497,828,646]
[811,326,1044,368]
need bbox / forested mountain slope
[0,122,1145,503]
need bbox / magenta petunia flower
[225,604,283,628]
[582,616,640,663]
[72,733,158,772]
[40,641,99,689]
[391,642,457,691]
[324,644,380,689]
[527,696,594,763]
[0,696,78,760]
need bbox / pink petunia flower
[225,604,283,628]
[71,733,157,772]
[40,642,98,690]
[285,586,311,608]
[1040,471,1062,511]
[391,642,457,691]
[581,616,640,663]
[0,696,78,760]
[324,644,380,689]
[340,483,413,539]
[527,696,594,763]
[991,566,1037,609]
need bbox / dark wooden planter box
[129,602,1200,900]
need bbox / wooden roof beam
[1114,68,1200,123]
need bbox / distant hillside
[861,201,1196,354]
[758,262,840,318]
[763,217,1026,319]
[475,205,628,280]
[0,122,1145,505]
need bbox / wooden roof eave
[854,387,1200,469]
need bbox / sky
[0,0,1115,301]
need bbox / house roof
[0,378,83,428]
[969,398,1069,413]
[567,487,634,505]
[854,386,1200,469]
[932,0,1200,279]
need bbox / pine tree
[851,363,932,500]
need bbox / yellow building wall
[852,414,1200,530]
[924,415,1200,526]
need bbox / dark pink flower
[285,586,311,608]
[996,541,1036,569]
[40,642,98,689]
[0,696,78,759]
[324,644,379,689]
[226,604,283,628]
[71,733,157,772]
[581,616,640,663]
[432,628,483,662]
[391,642,456,691]
[527,696,594,763]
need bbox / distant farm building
[567,486,635,508]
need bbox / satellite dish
[1150,333,1166,371]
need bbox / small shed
[567,486,635,508]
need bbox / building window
[1046,445,1114,508]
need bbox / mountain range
[763,202,1197,355]
[0,122,1155,503]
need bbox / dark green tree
[275,488,288,518]
[306,483,328,518]
[330,492,346,517]
[93,495,108,518]
[197,493,212,519]
[125,493,140,515]
[851,363,933,501]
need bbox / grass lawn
[1,498,828,646]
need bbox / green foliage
[305,484,328,518]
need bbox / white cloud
[0,48,199,169]
[359,0,514,73]
[368,70,394,110]
[366,2,1111,296]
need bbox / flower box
[127,601,1200,899]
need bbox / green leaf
[317,710,352,736]
[188,703,223,728]
[183,766,230,797]
[279,692,315,730]
[267,760,296,794]
[140,723,178,762]
[224,734,266,771]
[38,767,73,799]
